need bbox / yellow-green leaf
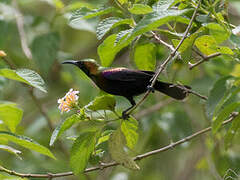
[121,116,138,149]
[0,103,22,133]
[70,131,98,174]
[134,43,156,71]
[109,128,139,170]
[0,131,55,159]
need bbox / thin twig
[189,52,222,70]
[173,84,208,100]
[13,0,32,60]
[0,112,238,179]
[125,0,202,116]
[151,31,175,52]
[134,99,173,119]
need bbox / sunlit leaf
[134,43,156,71]
[204,23,230,44]
[195,35,233,55]
[70,7,117,21]
[121,116,138,149]
[195,35,219,55]
[0,103,23,133]
[50,112,87,146]
[86,95,116,111]
[70,131,98,174]
[0,68,47,93]
[96,17,132,40]
[98,33,129,67]
[128,4,152,15]
[126,1,188,43]
[118,0,128,5]
[0,131,55,159]
[109,128,139,170]
[96,130,113,146]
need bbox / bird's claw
[147,85,155,93]
[122,112,130,120]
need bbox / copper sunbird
[62,59,190,118]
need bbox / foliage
[0,0,240,179]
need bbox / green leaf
[224,114,240,149]
[0,131,55,159]
[70,7,117,21]
[118,0,128,5]
[70,131,98,174]
[121,116,138,149]
[0,103,23,133]
[134,43,156,71]
[0,68,47,93]
[86,95,116,111]
[126,1,188,43]
[96,130,113,146]
[31,32,60,76]
[212,102,240,134]
[50,112,87,146]
[109,128,139,170]
[195,35,233,55]
[206,76,232,119]
[172,31,202,61]
[195,35,219,55]
[98,32,131,66]
[96,17,133,40]
[204,23,230,44]
[216,46,234,55]
[128,4,152,15]
[0,145,21,159]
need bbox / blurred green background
[1,0,240,180]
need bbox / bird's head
[62,59,100,76]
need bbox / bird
[62,59,190,118]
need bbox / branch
[125,0,202,116]
[189,52,222,70]
[1,112,238,179]
[151,31,175,52]
[13,0,33,60]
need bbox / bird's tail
[154,81,191,100]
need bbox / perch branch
[189,52,222,70]
[125,0,202,116]
[1,112,238,179]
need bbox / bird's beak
[62,60,78,65]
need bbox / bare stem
[13,0,33,60]
[151,31,175,52]
[0,112,238,179]
[189,52,222,70]
[125,0,202,116]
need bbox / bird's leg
[147,85,155,93]
[122,97,136,119]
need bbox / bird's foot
[147,85,155,93]
[122,111,130,120]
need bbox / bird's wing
[101,68,152,82]
[140,70,155,76]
